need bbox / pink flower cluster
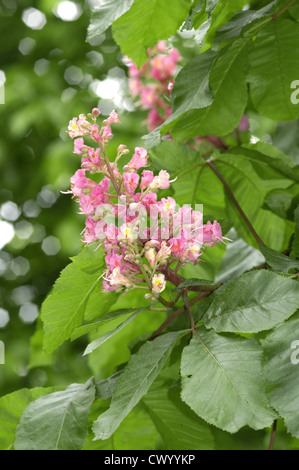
[125,41,180,132]
[126,42,249,151]
[67,109,224,297]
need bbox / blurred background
[0,0,152,396]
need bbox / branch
[149,291,212,341]
[206,160,265,246]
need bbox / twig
[206,160,265,246]
[149,291,211,340]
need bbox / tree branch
[206,160,265,246]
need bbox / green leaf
[290,2,299,21]
[149,141,225,215]
[181,329,276,433]
[177,278,217,289]
[214,154,294,250]
[248,19,299,121]
[95,371,123,400]
[0,387,61,450]
[229,142,299,182]
[261,312,299,438]
[84,403,159,450]
[197,0,249,50]
[291,205,299,258]
[214,1,277,45]
[28,318,55,369]
[41,246,105,353]
[202,270,299,333]
[14,379,95,450]
[259,245,299,275]
[83,307,146,355]
[87,0,135,41]
[112,0,191,67]
[170,36,249,140]
[71,308,138,340]
[92,330,185,440]
[157,50,216,135]
[263,185,299,220]
[215,233,265,283]
[143,380,214,449]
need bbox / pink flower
[129,78,143,97]
[238,115,249,131]
[128,63,140,78]
[81,147,102,171]
[156,241,172,264]
[203,221,223,247]
[140,170,154,190]
[71,169,96,196]
[125,147,149,171]
[104,110,120,125]
[169,237,186,258]
[149,170,171,190]
[90,124,101,143]
[73,138,85,155]
[141,192,157,212]
[140,84,160,109]
[68,117,89,139]
[102,125,113,141]
[147,109,164,132]
[151,273,166,295]
[123,172,140,195]
[150,54,178,82]
[144,247,157,269]
[84,216,97,243]
[105,252,124,271]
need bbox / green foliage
[181,330,277,433]
[112,0,192,67]
[262,312,299,438]
[248,19,299,121]
[87,0,135,41]
[143,379,214,450]
[14,379,95,450]
[2,0,299,452]
[201,270,299,332]
[41,246,106,353]
[92,331,185,440]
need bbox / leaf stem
[149,291,212,340]
[182,290,196,331]
[268,419,277,450]
[206,160,265,246]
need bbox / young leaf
[181,329,276,433]
[71,308,138,340]
[248,19,299,121]
[83,307,146,355]
[202,270,299,333]
[259,245,299,275]
[92,330,186,440]
[87,0,135,41]
[261,312,299,439]
[142,380,214,450]
[263,185,299,221]
[112,0,191,67]
[14,379,95,450]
